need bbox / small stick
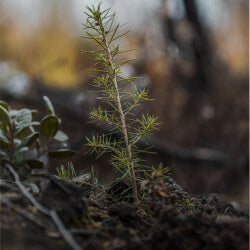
[1,198,54,231]
[5,163,83,250]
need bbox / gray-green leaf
[0,150,7,158]
[54,130,68,142]
[48,149,77,158]
[0,106,12,129]
[43,96,55,116]
[17,132,39,149]
[31,121,40,126]
[30,110,37,119]
[40,115,59,137]
[0,128,9,145]
[16,109,32,135]
[13,149,25,164]
[0,101,9,111]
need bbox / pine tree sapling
[83,3,160,203]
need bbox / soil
[1,174,248,250]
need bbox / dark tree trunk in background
[161,0,212,93]
[182,0,211,92]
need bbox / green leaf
[54,130,68,142]
[0,106,12,129]
[0,128,9,145]
[40,115,59,137]
[9,109,18,118]
[16,109,32,135]
[43,96,55,116]
[13,148,27,164]
[0,101,9,111]
[25,182,40,193]
[17,132,39,149]
[14,138,22,147]
[26,159,44,169]
[0,150,7,158]
[48,149,77,158]
[31,121,40,126]
[15,126,32,139]
[30,110,37,119]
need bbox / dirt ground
[1,174,248,250]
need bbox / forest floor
[0,66,249,249]
[1,173,248,250]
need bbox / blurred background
[0,0,248,210]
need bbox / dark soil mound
[1,175,248,250]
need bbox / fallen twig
[4,163,83,250]
[1,198,54,231]
[0,179,19,192]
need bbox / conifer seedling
[83,3,160,203]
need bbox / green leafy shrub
[82,3,161,203]
[0,96,76,177]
